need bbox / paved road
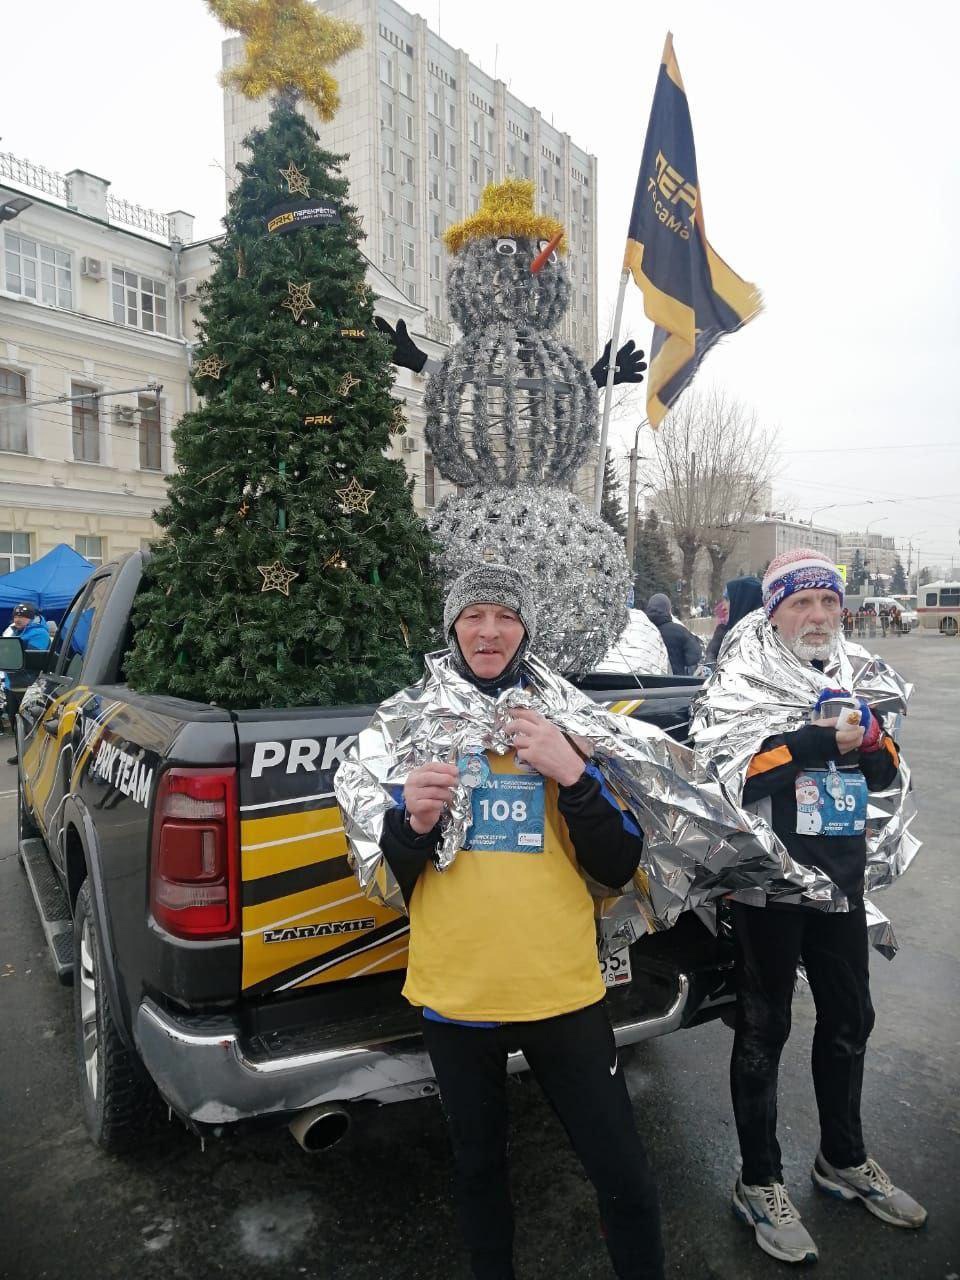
[2,633,958,1279]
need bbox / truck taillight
[150,768,240,939]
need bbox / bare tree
[644,388,776,612]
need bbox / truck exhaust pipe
[289,1103,351,1152]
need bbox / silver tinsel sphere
[427,485,631,674]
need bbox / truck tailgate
[233,708,409,997]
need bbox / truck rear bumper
[135,975,690,1126]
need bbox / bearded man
[698,549,927,1264]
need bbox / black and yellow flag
[625,34,762,427]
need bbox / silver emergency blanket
[595,609,670,678]
[689,611,921,954]
[334,649,846,950]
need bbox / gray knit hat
[443,564,537,642]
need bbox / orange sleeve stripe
[882,735,900,767]
[746,744,793,778]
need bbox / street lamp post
[625,419,650,568]
[864,516,889,592]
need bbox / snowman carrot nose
[530,232,563,274]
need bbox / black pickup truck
[4,551,732,1155]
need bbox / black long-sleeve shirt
[381,762,644,908]
[742,722,900,901]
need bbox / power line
[781,442,960,455]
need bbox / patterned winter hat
[762,549,844,618]
[443,564,538,642]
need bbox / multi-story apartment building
[222,0,599,364]
[0,152,447,575]
[838,531,899,580]
[726,515,840,579]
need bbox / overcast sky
[3,0,958,570]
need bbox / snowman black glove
[373,316,429,373]
[590,339,648,390]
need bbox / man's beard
[787,627,840,662]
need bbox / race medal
[460,755,545,853]
[795,764,867,838]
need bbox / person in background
[643,593,702,675]
[705,576,763,663]
[889,604,902,636]
[3,603,51,763]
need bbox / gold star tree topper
[279,161,310,197]
[194,354,227,380]
[282,280,315,322]
[209,0,363,120]
[257,560,299,595]
[336,477,375,515]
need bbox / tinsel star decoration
[279,161,310,197]
[257,560,299,595]
[389,402,407,436]
[282,280,315,322]
[335,476,375,515]
[208,0,363,120]
[337,372,361,397]
[323,548,348,570]
[194,354,227,380]
[354,280,372,306]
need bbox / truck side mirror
[0,636,25,671]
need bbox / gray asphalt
[2,632,958,1280]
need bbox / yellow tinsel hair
[444,179,566,255]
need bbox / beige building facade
[0,153,450,579]
[725,516,841,580]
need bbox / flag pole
[593,267,630,512]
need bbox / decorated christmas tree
[126,4,440,708]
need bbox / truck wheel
[73,879,157,1151]
[941,617,958,637]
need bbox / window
[431,252,442,280]
[447,183,457,209]
[508,142,517,171]
[0,367,27,453]
[384,188,395,217]
[555,175,562,200]
[403,241,415,269]
[448,102,456,127]
[62,572,111,677]
[448,142,457,167]
[111,268,167,334]
[924,592,937,607]
[424,451,436,507]
[382,142,395,173]
[429,128,440,158]
[138,394,162,471]
[0,532,30,575]
[431,211,441,237]
[71,384,100,463]
[486,128,495,154]
[469,196,479,214]
[75,535,104,567]
[485,165,494,186]
[470,157,480,184]
[541,165,549,194]
[472,119,480,145]
[582,194,591,221]
[402,197,415,226]
[381,99,394,127]
[401,70,413,98]
[402,111,414,141]
[402,154,415,184]
[521,153,530,178]
[432,294,442,318]
[405,282,417,303]
[941,589,960,607]
[383,231,395,260]
[430,173,440,200]
[5,233,72,308]
[430,89,441,117]
[379,53,395,86]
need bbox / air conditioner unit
[113,404,137,424]
[401,436,419,453]
[81,257,104,281]
[176,278,198,300]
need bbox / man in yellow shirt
[379,565,664,1280]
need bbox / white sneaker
[812,1151,927,1228]
[732,1176,819,1264]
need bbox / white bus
[917,580,960,635]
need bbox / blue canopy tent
[0,543,94,628]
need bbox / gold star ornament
[279,161,310,197]
[389,402,407,436]
[282,280,315,322]
[335,477,375,515]
[257,560,299,595]
[337,372,361,397]
[209,0,363,120]
[194,354,227,380]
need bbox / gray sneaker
[812,1151,927,1227]
[732,1176,819,1264]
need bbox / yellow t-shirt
[402,751,605,1021]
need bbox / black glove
[590,339,647,390]
[373,316,429,373]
